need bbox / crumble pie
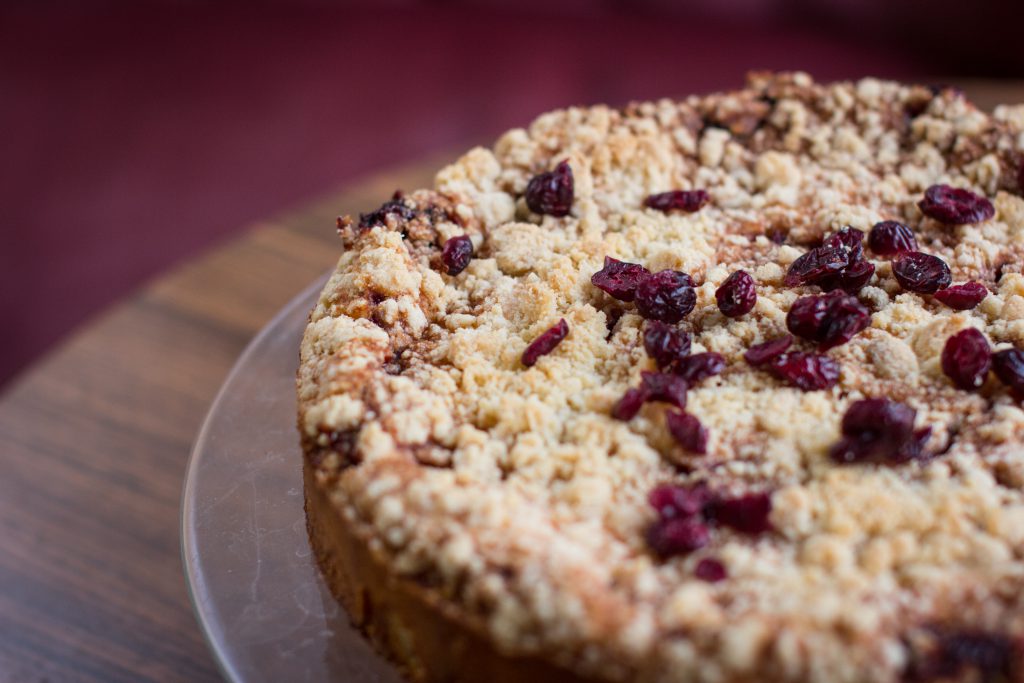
[299,72,1024,683]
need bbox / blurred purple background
[2,0,1022,388]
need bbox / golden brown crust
[299,73,1024,682]
[304,459,594,683]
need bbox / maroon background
[1,1,1021,388]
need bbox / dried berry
[612,387,647,421]
[650,485,694,515]
[838,260,875,293]
[744,335,793,366]
[648,484,710,519]
[919,184,995,224]
[358,196,416,229]
[521,319,569,367]
[635,270,697,324]
[716,270,757,317]
[591,256,651,302]
[993,348,1024,397]
[694,557,727,583]
[909,631,1019,683]
[868,220,918,256]
[645,484,772,559]
[671,353,726,384]
[784,227,869,291]
[644,189,710,213]
[784,243,849,288]
[647,518,710,557]
[786,291,871,351]
[643,321,691,368]
[892,251,952,294]
[324,428,359,464]
[441,235,473,275]
[829,399,927,465]
[604,307,624,339]
[934,281,987,310]
[666,410,708,454]
[900,427,934,463]
[641,371,688,409]
[707,493,773,534]
[525,160,574,217]
[829,225,866,254]
[768,352,840,391]
[941,328,991,390]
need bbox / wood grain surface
[0,153,446,683]
[0,82,1021,683]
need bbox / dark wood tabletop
[1,82,1022,683]
[0,155,445,683]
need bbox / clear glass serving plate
[181,276,404,683]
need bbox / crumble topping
[298,73,1024,682]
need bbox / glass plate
[181,276,404,683]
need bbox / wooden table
[0,154,447,683]
[2,83,1022,683]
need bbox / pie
[298,72,1024,682]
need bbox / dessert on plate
[298,72,1024,683]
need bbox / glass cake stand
[181,276,404,683]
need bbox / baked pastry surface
[299,73,1024,683]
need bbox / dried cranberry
[993,348,1024,396]
[671,352,726,384]
[768,352,840,391]
[525,160,574,217]
[899,427,934,463]
[646,484,773,558]
[784,227,867,291]
[635,270,697,324]
[744,335,793,366]
[919,184,995,224]
[707,492,773,534]
[647,517,711,557]
[604,308,624,339]
[441,235,473,275]
[643,321,691,368]
[591,256,650,302]
[829,226,866,254]
[868,220,918,256]
[612,387,647,421]
[828,399,925,465]
[785,243,849,287]
[892,252,952,294]
[927,83,963,98]
[838,260,875,294]
[934,281,987,310]
[694,557,727,583]
[937,633,1018,680]
[941,328,991,390]
[909,631,1019,682]
[644,189,710,213]
[641,371,688,409]
[666,410,708,454]
[325,428,359,462]
[786,291,871,351]
[521,319,569,367]
[648,484,711,518]
[359,196,416,229]
[716,270,757,317]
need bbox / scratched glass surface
[182,276,404,683]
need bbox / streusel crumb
[300,73,1024,682]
